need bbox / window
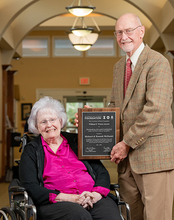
[22,37,49,57]
[53,37,82,57]
[86,37,116,57]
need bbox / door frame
[36,88,112,107]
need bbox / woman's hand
[79,191,94,208]
[55,192,94,208]
[79,191,102,208]
[55,191,102,209]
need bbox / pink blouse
[41,135,110,203]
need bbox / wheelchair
[0,133,131,220]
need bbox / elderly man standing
[110,13,174,220]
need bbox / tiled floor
[0,161,174,219]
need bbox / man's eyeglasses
[114,25,142,37]
[37,118,58,125]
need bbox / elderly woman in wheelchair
[18,96,122,220]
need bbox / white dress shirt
[126,42,145,72]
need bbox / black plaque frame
[78,108,120,160]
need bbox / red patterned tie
[124,58,132,96]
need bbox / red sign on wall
[79,77,90,85]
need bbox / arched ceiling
[0,0,174,63]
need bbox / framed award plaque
[78,108,120,160]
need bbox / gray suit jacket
[109,45,174,174]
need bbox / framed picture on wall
[21,103,32,120]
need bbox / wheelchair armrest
[14,160,20,165]
[9,186,31,207]
[9,186,26,193]
[9,185,37,220]
[110,183,120,200]
[110,183,120,191]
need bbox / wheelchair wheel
[0,207,17,220]
[13,207,25,220]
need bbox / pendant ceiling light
[68,32,99,51]
[74,44,92,51]
[71,28,93,36]
[66,0,95,17]
[68,16,101,51]
[70,17,93,37]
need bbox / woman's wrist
[55,193,82,204]
[91,192,102,203]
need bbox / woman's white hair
[28,96,67,135]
